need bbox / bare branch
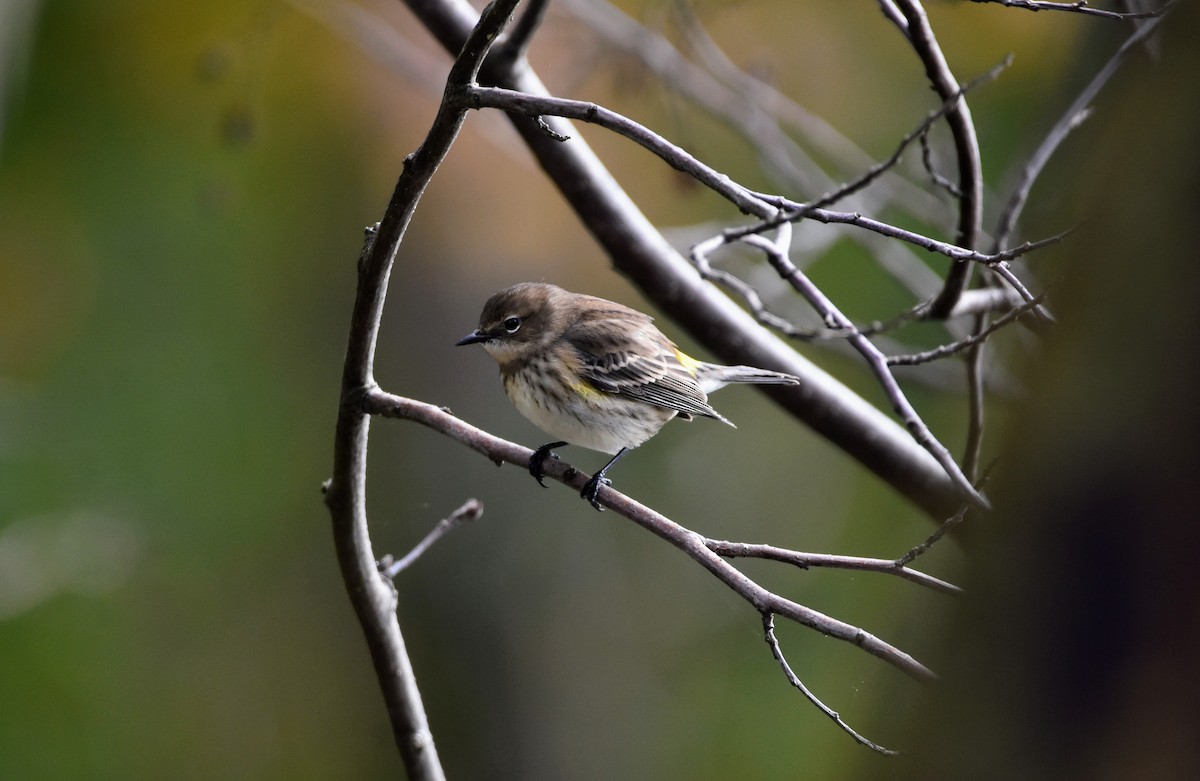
[707,540,962,596]
[762,613,900,755]
[501,0,553,62]
[465,81,1059,320]
[464,85,767,215]
[885,294,1048,366]
[892,0,985,319]
[963,315,989,482]
[967,0,1171,19]
[807,56,1011,213]
[380,499,484,578]
[918,126,962,198]
[365,388,937,683]
[560,0,946,225]
[324,2,521,776]
[895,506,969,567]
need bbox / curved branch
[365,388,937,683]
[763,613,900,755]
[324,2,521,776]
[893,0,985,318]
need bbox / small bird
[456,283,800,509]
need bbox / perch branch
[365,388,937,684]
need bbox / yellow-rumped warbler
[456,282,800,509]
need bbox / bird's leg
[529,441,568,487]
[581,447,630,511]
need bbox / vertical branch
[962,312,988,482]
[323,1,521,776]
[893,0,984,318]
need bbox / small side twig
[707,539,961,595]
[763,613,900,756]
[885,293,1048,366]
[380,499,484,578]
[967,0,1170,20]
[895,506,969,568]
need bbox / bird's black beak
[455,329,491,346]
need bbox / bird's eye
[502,316,522,333]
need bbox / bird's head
[456,282,570,366]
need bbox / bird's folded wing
[567,319,723,420]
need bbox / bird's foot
[528,441,567,487]
[580,473,612,511]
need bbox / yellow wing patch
[569,380,604,399]
[673,348,703,377]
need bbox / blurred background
[1,1,1190,779]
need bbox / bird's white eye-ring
[502,316,522,333]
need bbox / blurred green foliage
[0,0,1150,778]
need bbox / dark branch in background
[323,2,521,778]
[993,10,1168,250]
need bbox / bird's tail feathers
[696,363,800,393]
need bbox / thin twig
[962,313,989,482]
[762,613,900,755]
[707,540,961,595]
[807,56,1010,213]
[919,127,962,199]
[885,293,1047,365]
[993,10,1168,250]
[895,506,969,567]
[381,499,484,578]
[967,0,1170,19]
[732,194,1067,268]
